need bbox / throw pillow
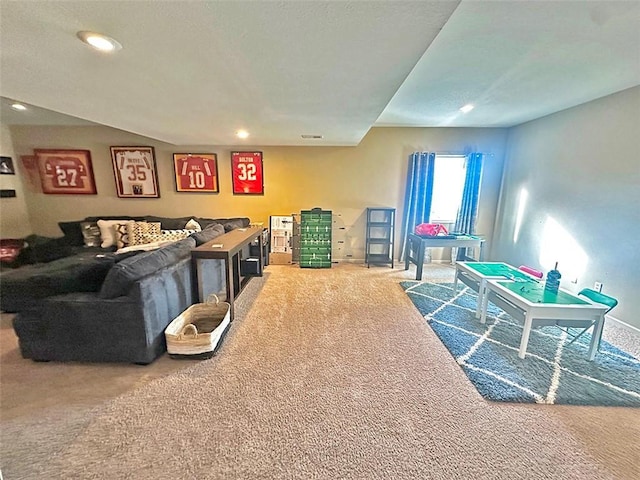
[0,239,26,267]
[126,221,161,246]
[97,219,134,248]
[80,222,102,247]
[185,218,202,231]
[114,222,131,250]
[140,229,196,244]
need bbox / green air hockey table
[454,262,540,319]
[480,279,608,360]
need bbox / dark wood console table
[191,226,265,320]
[404,233,485,281]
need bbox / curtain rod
[419,152,495,157]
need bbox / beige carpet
[1,263,639,479]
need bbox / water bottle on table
[544,262,562,294]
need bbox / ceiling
[1,1,639,146]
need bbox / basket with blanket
[165,294,231,359]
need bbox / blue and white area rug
[401,280,640,406]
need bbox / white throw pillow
[97,219,134,248]
[185,218,202,231]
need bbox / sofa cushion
[99,237,196,299]
[58,221,85,246]
[0,250,128,312]
[195,217,250,231]
[83,215,147,223]
[17,235,75,264]
[191,223,225,246]
[144,216,193,230]
[222,218,250,232]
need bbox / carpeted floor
[1,263,639,479]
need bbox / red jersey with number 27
[44,156,86,188]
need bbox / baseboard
[334,258,458,266]
[606,314,640,335]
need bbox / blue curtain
[400,152,436,259]
[454,153,484,234]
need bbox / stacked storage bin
[299,208,332,268]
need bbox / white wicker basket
[165,294,230,359]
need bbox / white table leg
[480,286,490,324]
[518,312,533,359]
[453,269,459,293]
[475,279,485,319]
[588,314,605,361]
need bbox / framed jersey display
[110,146,160,198]
[173,153,219,193]
[34,149,97,195]
[231,151,264,195]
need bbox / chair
[518,265,543,279]
[560,288,618,350]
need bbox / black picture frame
[0,189,16,198]
[0,156,15,175]
[173,153,219,193]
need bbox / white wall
[492,86,640,329]
[0,123,32,238]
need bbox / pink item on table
[518,265,543,279]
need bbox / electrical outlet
[594,281,603,292]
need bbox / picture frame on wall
[231,151,264,195]
[0,156,15,175]
[110,146,160,198]
[173,153,219,193]
[34,149,97,195]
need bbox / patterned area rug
[401,280,640,406]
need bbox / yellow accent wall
[8,125,507,260]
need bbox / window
[429,155,466,223]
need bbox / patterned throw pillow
[80,222,102,247]
[140,229,196,244]
[126,221,162,246]
[114,223,131,250]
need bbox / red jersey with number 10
[176,156,216,190]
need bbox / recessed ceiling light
[236,130,249,139]
[11,103,27,111]
[301,134,323,139]
[460,104,474,113]
[77,31,122,52]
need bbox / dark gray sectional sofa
[2,215,249,364]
